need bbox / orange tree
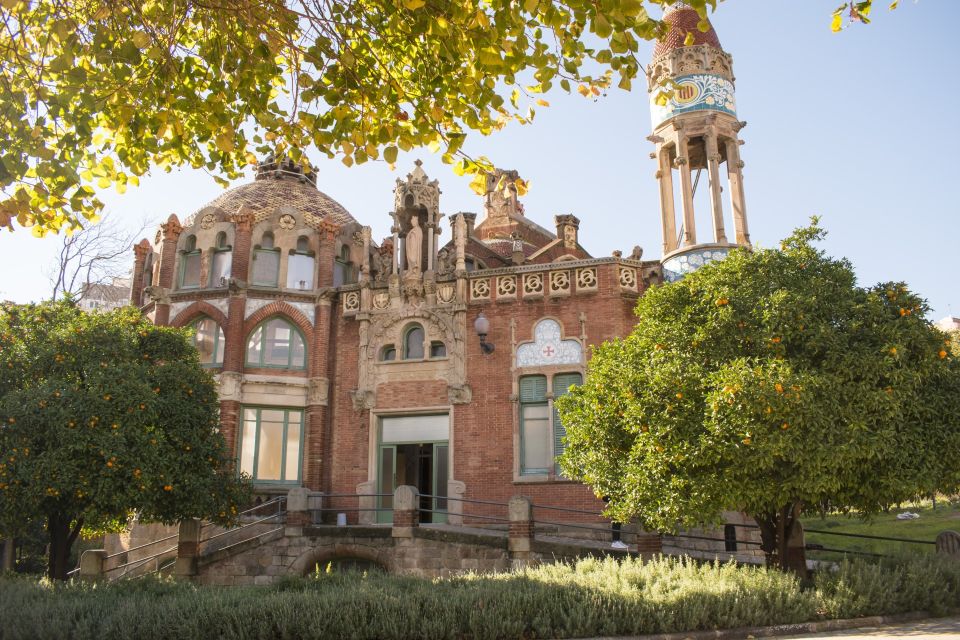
[557,222,960,570]
[0,300,249,580]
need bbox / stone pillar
[705,132,727,244]
[360,226,372,283]
[131,239,152,307]
[392,485,419,538]
[230,206,255,284]
[426,221,435,271]
[391,223,401,276]
[936,530,960,556]
[2,537,14,571]
[219,398,241,461]
[79,549,106,581]
[676,136,696,246]
[657,148,678,254]
[725,139,750,246]
[154,215,183,325]
[304,296,333,491]
[508,495,534,565]
[174,518,201,577]
[286,487,310,533]
[318,221,338,288]
[453,214,466,272]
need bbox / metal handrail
[804,528,935,545]
[105,532,179,560]
[111,544,178,577]
[199,511,285,545]
[418,507,511,523]
[418,493,510,508]
[532,503,607,516]
[665,532,762,547]
[200,496,286,529]
[314,507,394,513]
[323,493,393,498]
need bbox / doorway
[376,414,449,524]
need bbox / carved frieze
[471,278,491,301]
[619,266,638,292]
[522,272,544,297]
[576,267,598,292]
[549,271,571,296]
[343,290,361,314]
[496,275,517,299]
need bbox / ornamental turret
[647,3,750,281]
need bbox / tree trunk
[752,502,806,575]
[46,513,82,581]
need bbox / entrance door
[377,443,448,524]
[377,414,450,524]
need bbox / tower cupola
[647,3,750,281]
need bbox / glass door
[377,445,396,524]
[432,444,449,524]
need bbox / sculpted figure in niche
[406,215,423,273]
[374,246,393,283]
[436,248,454,276]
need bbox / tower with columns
[647,3,750,281]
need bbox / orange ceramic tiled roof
[191,177,355,227]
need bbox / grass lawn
[801,497,960,561]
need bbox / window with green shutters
[238,407,303,484]
[519,375,550,474]
[552,372,582,474]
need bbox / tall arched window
[192,317,225,367]
[245,317,306,369]
[402,324,424,360]
[210,231,232,287]
[180,235,201,288]
[252,231,280,286]
[287,235,315,289]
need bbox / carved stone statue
[405,215,423,273]
[436,247,454,276]
[629,245,644,261]
[373,244,393,283]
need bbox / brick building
[130,4,752,530]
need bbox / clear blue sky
[1,1,957,320]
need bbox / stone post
[508,496,534,565]
[2,537,15,571]
[676,136,696,247]
[704,132,727,244]
[657,148,678,254]
[286,487,310,534]
[174,518,201,577]
[392,485,419,538]
[936,530,960,556]
[79,549,106,581]
[453,214,466,272]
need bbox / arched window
[402,324,424,360]
[429,341,446,358]
[180,235,201,288]
[252,231,280,286]
[245,317,306,369]
[192,317,225,367]
[287,235,315,290]
[380,344,397,361]
[210,231,232,287]
[333,245,355,287]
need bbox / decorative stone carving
[447,384,472,405]
[278,213,296,230]
[629,245,643,261]
[496,275,517,299]
[199,213,216,230]
[436,284,456,305]
[436,247,455,276]
[393,160,440,216]
[549,270,570,296]
[619,266,638,292]
[308,378,330,406]
[218,372,242,402]
[144,285,170,305]
[563,226,577,249]
[372,291,390,310]
[576,267,598,291]
[522,273,544,297]
[350,389,375,411]
[373,244,393,283]
[471,278,491,301]
[405,215,424,273]
[516,319,583,368]
[343,291,360,314]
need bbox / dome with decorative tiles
[653,3,722,59]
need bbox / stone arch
[171,300,229,329]
[289,544,393,576]
[242,302,314,373]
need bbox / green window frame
[238,407,303,484]
[552,372,582,474]
[179,235,201,289]
[245,317,307,369]
[191,317,225,367]
[519,375,550,475]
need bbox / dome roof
[190,172,355,228]
[653,3,723,59]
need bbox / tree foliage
[0,300,249,579]
[557,222,960,569]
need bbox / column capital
[160,215,182,241]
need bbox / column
[154,214,183,325]
[305,296,333,491]
[453,214,466,272]
[676,136,696,246]
[725,139,750,246]
[391,222,401,276]
[656,148,678,254]
[426,221,435,271]
[130,240,151,306]
[705,132,728,244]
[392,485,419,538]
